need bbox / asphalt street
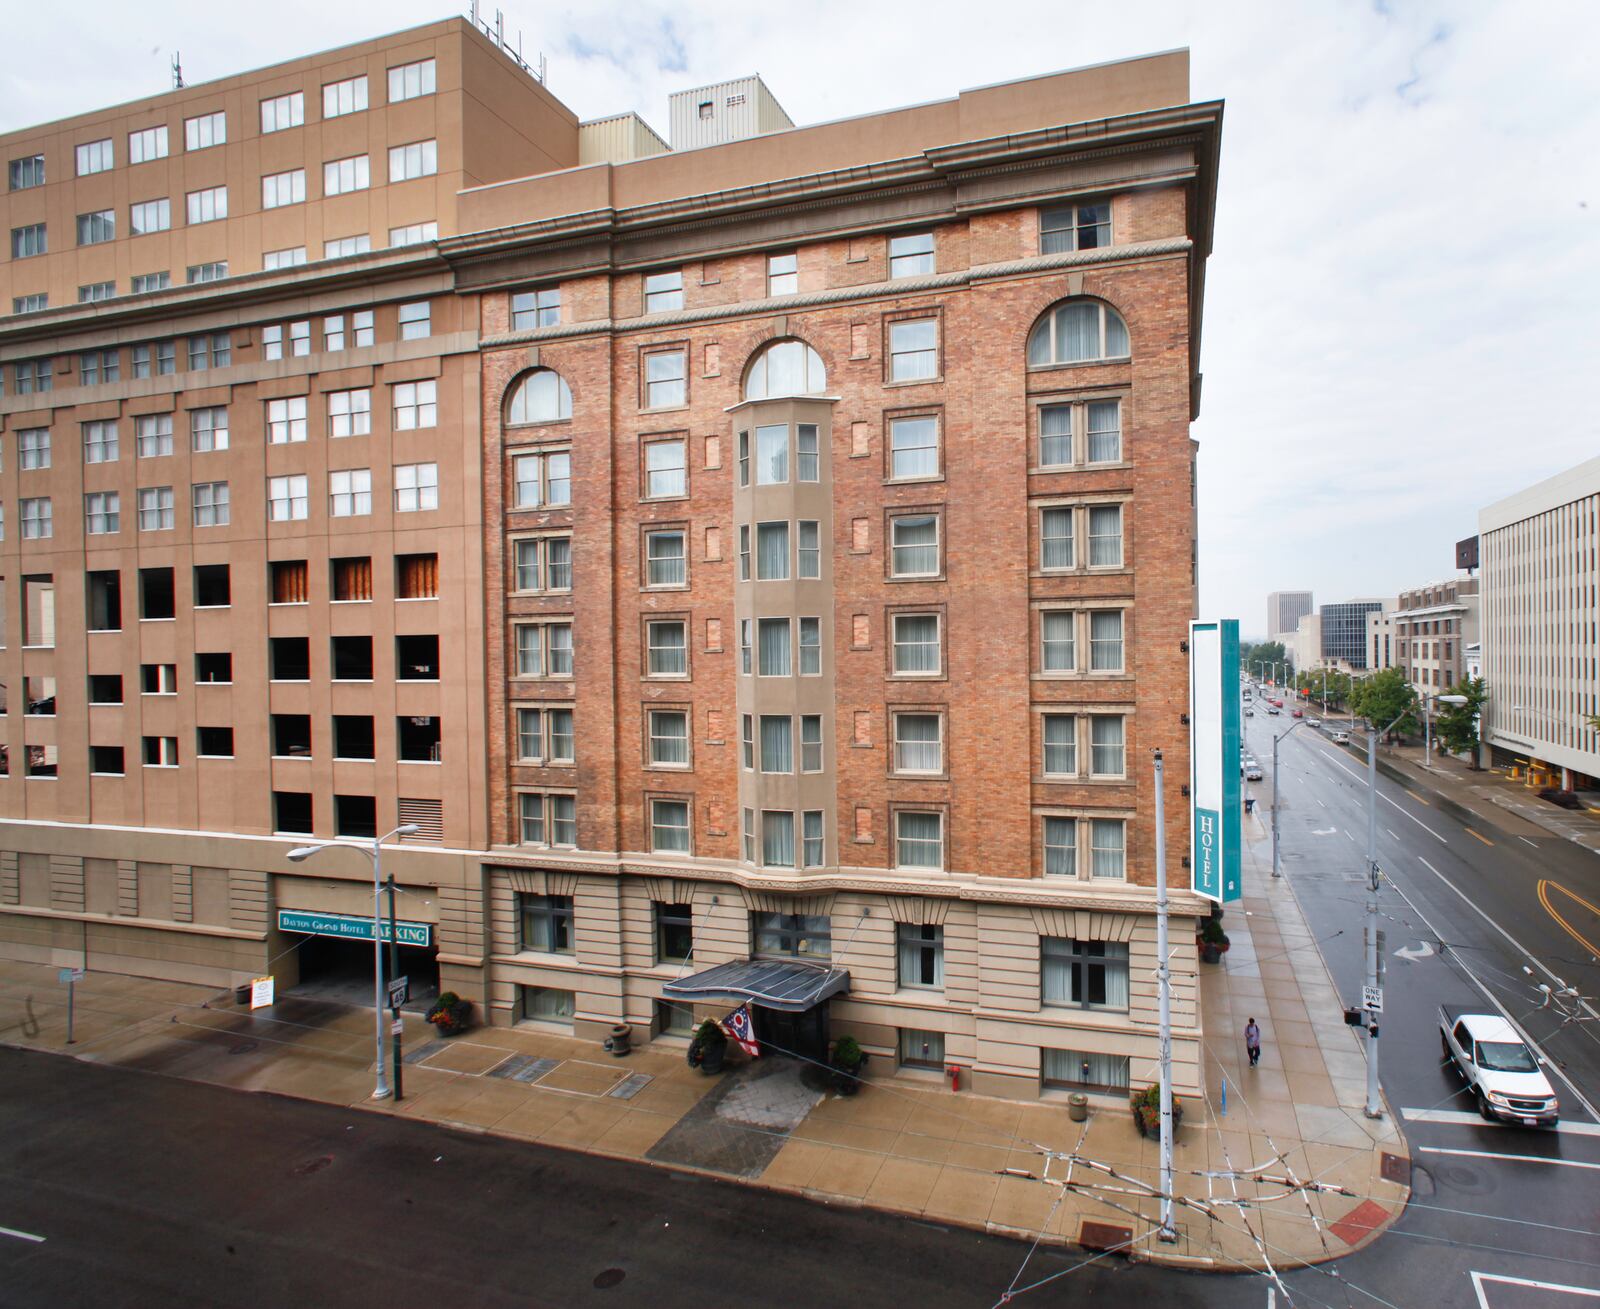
[1244,713,1600,1307]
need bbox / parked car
[1439,1005,1558,1125]
[1245,764,1263,781]
[1331,731,1350,745]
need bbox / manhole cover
[593,1268,625,1289]
[291,1155,333,1177]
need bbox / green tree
[1242,640,1291,680]
[1436,677,1488,768]
[1355,667,1419,740]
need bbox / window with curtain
[889,416,938,479]
[802,811,825,867]
[1090,716,1125,776]
[651,800,691,853]
[506,368,572,424]
[1090,820,1126,880]
[1086,401,1122,462]
[647,620,687,675]
[1041,938,1129,1010]
[1039,404,1074,467]
[899,1029,945,1070]
[1042,1047,1130,1092]
[646,530,686,586]
[645,439,686,498]
[801,715,823,771]
[1090,611,1124,670]
[655,902,693,963]
[270,560,308,604]
[1042,611,1075,671]
[1088,505,1123,567]
[759,715,793,773]
[1041,507,1073,569]
[1026,300,1130,366]
[1043,816,1076,878]
[799,617,822,675]
[894,713,941,773]
[798,521,820,579]
[895,811,943,869]
[892,614,939,674]
[743,340,826,400]
[897,923,944,989]
[752,911,830,958]
[648,710,688,765]
[1039,202,1111,254]
[756,521,789,579]
[397,553,438,599]
[333,557,372,601]
[755,424,788,484]
[761,812,796,868]
[1043,714,1076,775]
[798,425,820,481]
[888,319,938,381]
[891,515,938,576]
[757,618,790,675]
[517,893,573,953]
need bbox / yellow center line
[1538,880,1600,960]
[1465,827,1494,847]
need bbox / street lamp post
[288,824,419,1100]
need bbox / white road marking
[1402,1107,1600,1136]
[1520,836,1539,848]
[1472,1271,1600,1305]
[1387,828,1400,840]
[0,1225,44,1243]
[1317,799,1326,808]
[1298,737,1450,843]
[1420,1145,1600,1170]
[1345,829,1355,842]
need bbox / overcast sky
[5,1,1597,636]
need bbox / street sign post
[58,968,84,1044]
[387,976,409,1009]
[275,909,432,947]
[1190,619,1242,902]
[1363,985,1383,1014]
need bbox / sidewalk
[0,836,1409,1272]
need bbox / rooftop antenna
[172,52,184,90]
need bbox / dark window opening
[197,726,234,757]
[193,563,230,607]
[331,635,374,680]
[89,744,124,774]
[335,794,377,838]
[86,570,121,631]
[195,652,232,683]
[270,636,310,681]
[24,676,56,715]
[272,713,312,757]
[140,567,176,620]
[396,634,439,680]
[332,556,372,601]
[274,790,313,834]
[139,663,176,694]
[333,715,375,760]
[88,674,122,704]
[397,715,441,762]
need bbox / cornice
[478,237,1193,350]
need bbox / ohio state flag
[720,1003,760,1056]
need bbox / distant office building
[1480,456,1600,788]
[1321,600,1387,669]
[1366,609,1396,671]
[1394,578,1478,693]
[1266,591,1313,640]
[1291,613,1322,673]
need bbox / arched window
[743,339,827,401]
[1026,300,1130,367]
[506,368,573,425]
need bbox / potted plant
[829,1035,867,1095]
[687,1019,727,1074]
[425,991,473,1036]
[1130,1083,1183,1138]
[1197,916,1230,964]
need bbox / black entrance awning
[662,959,849,1013]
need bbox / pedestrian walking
[1245,1018,1262,1068]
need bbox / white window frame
[388,58,436,102]
[888,232,935,278]
[267,475,309,522]
[128,125,169,164]
[323,154,370,196]
[890,612,941,676]
[388,140,438,183]
[186,186,227,224]
[260,92,304,134]
[184,111,225,150]
[329,468,373,518]
[76,138,114,175]
[322,75,369,118]
[393,463,439,513]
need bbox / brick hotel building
[0,22,1222,1101]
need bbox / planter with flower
[426,991,473,1036]
[1197,916,1230,965]
[687,1019,728,1074]
[1130,1082,1183,1138]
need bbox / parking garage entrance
[278,908,440,1011]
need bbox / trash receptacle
[1068,1093,1089,1122]
[604,1023,631,1057]
[234,983,251,1006]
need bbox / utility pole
[387,874,404,1101]
[1153,750,1178,1242]
[1363,721,1383,1118]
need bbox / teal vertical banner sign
[1190,619,1242,902]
